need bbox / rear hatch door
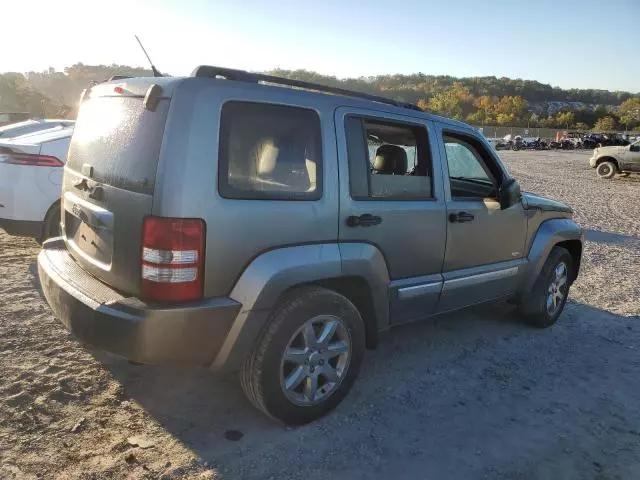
[63,82,170,296]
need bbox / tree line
[415,81,640,131]
[273,69,640,131]
[0,64,638,131]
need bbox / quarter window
[218,102,322,200]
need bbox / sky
[3,0,639,92]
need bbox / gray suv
[38,67,583,425]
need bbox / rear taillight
[141,217,205,303]
[0,153,63,167]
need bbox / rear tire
[518,246,572,328]
[596,161,616,179]
[240,286,365,425]
[40,203,61,244]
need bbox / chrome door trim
[397,281,443,300]
[442,266,519,291]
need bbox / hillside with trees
[1,65,638,130]
[272,69,640,130]
[0,64,153,119]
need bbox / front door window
[443,135,498,199]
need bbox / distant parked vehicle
[512,135,525,150]
[607,134,630,147]
[0,126,74,241]
[549,139,575,150]
[523,137,548,150]
[582,135,600,149]
[0,119,75,139]
[0,112,30,127]
[589,140,640,179]
[583,133,630,148]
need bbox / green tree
[555,111,575,128]
[495,113,516,125]
[492,96,528,125]
[0,73,67,117]
[618,97,640,130]
[539,116,555,128]
[416,98,429,110]
[471,95,496,124]
[593,116,617,132]
[593,105,609,120]
[465,110,485,125]
[426,82,474,120]
[574,122,590,131]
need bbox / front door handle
[449,212,475,223]
[346,214,382,227]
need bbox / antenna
[134,35,162,77]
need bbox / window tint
[219,102,322,200]
[345,116,432,199]
[443,134,497,199]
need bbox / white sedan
[0,119,75,139]
[0,126,74,242]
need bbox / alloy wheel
[546,262,568,316]
[279,315,351,406]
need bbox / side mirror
[499,178,521,210]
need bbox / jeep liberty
[38,67,583,425]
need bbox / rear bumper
[0,217,42,238]
[38,238,241,366]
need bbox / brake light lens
[0,153,63,167]
[141,217,205,302]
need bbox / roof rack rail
[191,65,423,112]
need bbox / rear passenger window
[345,116,432,199]
[218,102,322,200]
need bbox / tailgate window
[67,96,169,194]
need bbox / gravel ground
[1,150,639,479]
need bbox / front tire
[596,161,616,179]
[240,286,365,425]
[519,246,572,328]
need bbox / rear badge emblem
[72,203,89,223]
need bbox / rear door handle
[346,214,382,227]
[449,212,475,223]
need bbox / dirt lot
[1,150,639,479]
